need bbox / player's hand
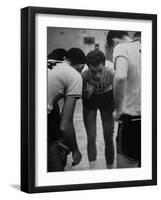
[113,110,122,122]
[84,83,94,99]
[72,149,82,166]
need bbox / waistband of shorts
[92,89,113,96]
[119,114,141,122]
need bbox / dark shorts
[83,90,114,110]
[117,115,141,166]
[47,103,69,172]
[48,103,61,141]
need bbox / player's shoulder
[58,62,82,82]
[60,62,77,74]
[105,60,114,68]
[113,43,133,58]
[116,41,139,49]
[105,60,114,71]
[114,43,128,51]
[69,67,82,83]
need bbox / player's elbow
[60,123,67,134]
[60,120,72,134]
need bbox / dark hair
[86,50,105,67]
[48,48,67,60]
[106,31,129,47]
[66,48,86,65]
[133,32,141,38]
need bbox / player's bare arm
[113,56,128,121]
[60,96,82,165]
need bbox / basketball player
[48,48,86,171]
[82,50,115,169]
[107,31,141,168]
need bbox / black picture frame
[21,6,157,193]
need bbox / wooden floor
[65,99,118,171]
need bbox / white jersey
[113,41,141,116]
[48,61,82,112]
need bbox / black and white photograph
[21,7,157,193]
[47,27,141,172]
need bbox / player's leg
[117,117,141,168]
[83,106,97,169]
[47,103,67,171]
[100,109,115,169]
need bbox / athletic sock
[89,161,96,169]
[106,163,115,169]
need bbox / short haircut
[106,31,129,47]
[48,48,67,60]
[133,32,141,38]
[86,50,105,67]
[66,48,86,65]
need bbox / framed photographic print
[21,6,157,193]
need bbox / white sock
[106,163,116,169]
[89,161,96,169]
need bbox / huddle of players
[47,31,141,172]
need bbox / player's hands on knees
[83,83,94,99]
[113,110,122,122]
[72,149,82,166]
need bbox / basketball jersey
[113,41,141,116]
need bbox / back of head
[66,48,86,65]
[133,32,141,40]
[48,48,67,60]
[86,50,105,67]
[106,31,129,48]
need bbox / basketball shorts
[117,114,141,167]
[83,90,114,111]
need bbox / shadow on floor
[10,184,20,191]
